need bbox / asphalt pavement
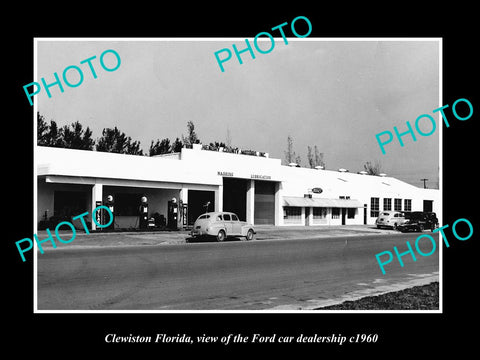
[36,227,439,311]
[34,224,399,249]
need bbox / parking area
[34,225,401,250]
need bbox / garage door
[188,190,215,225]
[254,181,275,225]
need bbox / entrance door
[341,208,347,225]
[305,207,310,226]
[423,200,433,212]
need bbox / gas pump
[182,202,188,228]
[177,200,188,229]
[105,195,115,230]
[139,196,149,229]
[167,197,178,230]
[95,200,103,230]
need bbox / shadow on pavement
[186,236,245,243]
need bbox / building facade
[36,145,440,230]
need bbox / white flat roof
[36,146,438,202]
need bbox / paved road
[37,233,439,310]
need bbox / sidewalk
[34,225,399,250]
[254,224,398,240]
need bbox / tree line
[37,113,202,156]
[284,135,326,169]
[284,134,382,175]
[37,113,382,175]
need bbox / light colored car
[375,211,407,229]
[190,212,255,242]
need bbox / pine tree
[96,127,143,155]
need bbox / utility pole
[420,178,428,189]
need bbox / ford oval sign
[311,187,323,194]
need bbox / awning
[283,196,363,208]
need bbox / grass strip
[317,282,439,310]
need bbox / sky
[36,38,440,188]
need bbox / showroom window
[347,208,355,219]
[394,198,402,211]
[383,198,392,211]
[370,197,379,217]
[404,199,412,212]
[313,207,327,219]
[284,207,301,220]
[332,208,340,219]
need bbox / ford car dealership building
[36,145,440,230]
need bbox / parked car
[396,220,423,233]
[375,211,407,229]
[398,211,439,232]
[190,212,256,242]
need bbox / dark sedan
[397,220,424,233]
[398,211,439,232]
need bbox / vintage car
[396,220,424,233]
[190,212,255,242]
[398,211,439,232]
[375,211,407,229]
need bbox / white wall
[37,147,440,228]
[180,148,282,182]
[37,146,222,186]
[279,165,440,226]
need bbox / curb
[35,226,401,251]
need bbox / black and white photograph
[6,6,478,354]
[33,38,442,312]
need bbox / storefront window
[394,198,402,211]
[404,199,412,212]
[383,198,392,211]
[347,208,355,218]
[284,207,301,220]
[313,207,327,219]
[370,197,379,217]
[332,208,340,219]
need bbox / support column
[308,207,313,226]
[179,187,188,229]
[91,183,103,231]
[274,182,283,226]
[215,185,223,212]
[246,179,255,224]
